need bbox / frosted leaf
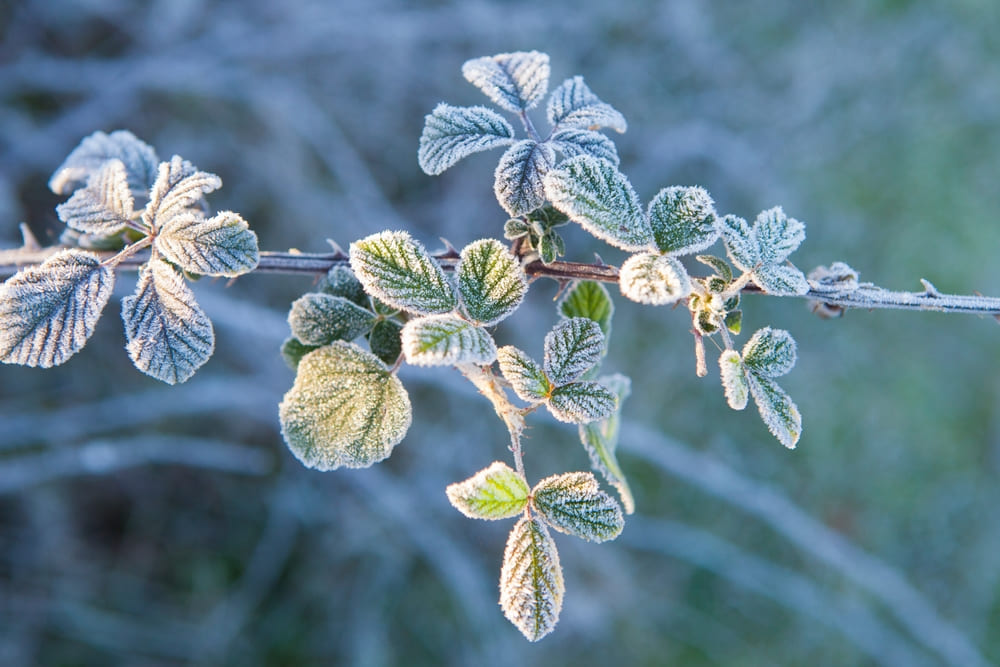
[546,381,617,424]
[349,231,457,314]
[753,263,809,296]
[755,206,805,266]
[536,230,564,264]
[719,350,749,411]
[0,249,113,367]
[499,517,564,642]
[718,214,757,271]
[457,239,527,326]
[543,156,652,252]
[531,471,624,542]
[49,129,159,196]
[742,327,797,378]
[558,280,613,341]
[279,341,412,470]
[281,337,319,370]
[647,186,718,256]
[578,373,634,514]
[462,51,550,113]
[549,129,620,165]
[56,159,134,236]
[544,317,605,386]
[696,254,733,282]
[619,252,691,306]
[121,258,214,385]
[445,461,530,520]
[496,345,552,403]
[142,156,221,230]
[319,265,370,308]
[494,140,555,217]
[748,374,801,449]
[155,211,259,277]
[288,293,376,346]
[368,319,403,366]
[546,76,627,133]
[401,314,497,367]
[418,104,516,175]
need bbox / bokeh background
[2,1,1000,665]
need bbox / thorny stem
[456,363,527,479]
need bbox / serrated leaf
[0,249,114,367]
[142,156,221,230]
[719,350,749,410]
[401,314,496,366]
[462,51,550,113]
[281,336,319,370]
[755,206,805,265]
[368,318,403,366]
[531,471,624,542]
[499,516,564,642]
[549,129,620,165]
[547,76,627,133]
[56,159,134,236]
[418,104,516,175]
[154,211,259,277]
[494,140,555,217]
[578,373,634,514]
[49,129,159,196]
[753,263,810,296]
[718,214,758,271]
[122,258,214,385]
[546,381,616,424]
[619,252,691,306]
[496,345,552,403]
[696,254,733,282]
[318,265,370,308]
[748,374,801,449]
[742,327,797,378]
[457,239,527,326]
[647,186,718,256]
[279,341,412,470]
[446,461,530,520]
[349,231,457,314]
[544,156,652,251]
[288,293,376,346]
[544,317,605,386]
[504,218,531,240]
[558,280,613,343]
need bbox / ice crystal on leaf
[531,471,624,543]
[647,185,718,256]
[418,104,515,176]
[494,140,555,217]
[155,211,259,277]
[546,381,617,424]
[456,238,527,326]
[49,129,159,197]
[742,327,797,378]
[462,51,550,113]
[496,345,552,403]
[499,517,564,642]
[546,76,627,133]
[319,265,370,308]
[349,231,457,315]
[619,252,691,306]
[56,159,134,236]
[445,461,530,520]
[367,318,403,367]
[288,293,376,347]
[748,374,801,449]
[719,350,749,411]
[142,156,221,231]
[719,208,808,296]
[401,314,497,367]
[543,317,605,386]
[549,129,620,166]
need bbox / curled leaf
[499,517,564,642]
[462,51,550,113]
[401,314,497,366]
[619,252,691,306]
[49,129,159,196]
[531,471,624,542]
[349,231,457,315]
[446,461,530,520]
[418,104,515,175]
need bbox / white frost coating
[549,129,620,166]
[577,373,634,514]
[531,471,624,542]
[619,252,691,306]
[287,293,375,346]
[122,258,214,385]
[154,211,259,277]
[754,263,809,296]
[401,314,497,367]
[462,51,550,113]
[494,140,555,216]
[546,76,627,133]
[418,104,515,175]
[755,206,805,266]
[0,249,114,368]
[748,374,801,449]
[56,159,135,236]
[349,231,457,315]
[719,350,749,411]
[718,214,757,270]
[49,129,159,196]
[142,156,221,231]
[445,461,530,520]
[496,345,551,402]
[546,381,617,424]
[457,238,527,326]
[543,317,605,386]
[718,209,808,296]
[647,185,718,256]
[499,516,564,642]
[742,327,797,378]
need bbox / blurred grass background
[2,1,999,665]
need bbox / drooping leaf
[154,211,259,277]
[499,516,564,642]
[457,239,527,326]
[546,381,617,424]
[558,280,613,342]
[494,140,555,216]
[578,373,634,514]
[288,293,376,346]
[546,76,627,133]
[121,258,214,385]
[318,265,370,308]
[401,314,497,367]
[549,129,620,165]
[281,336,319,370]
[279,341,412,470]
[719,350,749,411]
[647,186,718,256]
[56,159,134,236]
[696,254,733,282]
[531,471,624,542]
[49,129,159,196]
[753,263,809,296]
[368,318,403,366]
[496,345,552,403]
[418,104,516,175]
[462,51,550,113]
[544,155,652,251]
[742,327,797,378]
[445,461,530,520]
[618,252,691,306]
[543,317,605,386]
[142,156,221,230]
[748,374,801,449]
[755,206,805,266]
[0,249,114,368]
[349,231,457,314]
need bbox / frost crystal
[619,252,691,306]
[719,208,809,296]
[719,350,749,411]
[742,327,797,378]
[143,156,221,231]
[418,104,515,175]
[748,374,801,449]
[401,314,497,367]
[499,517,564,642]
[546,76,627,133]
[154,211,259,277]
[462,51,550,113]
[496,346,552,403]
[531,471,624,542]
[647,185,718,256]
[543,317,605,386]
[349,231,457,314]
[494,140,555,216]
[549,129,620,166]
[49,129,159,196]
[445,461,530,520]
[546,381,617,424]
[56,159,134,236]
[457,238,527,326]
[288,293,376,346]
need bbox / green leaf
[367,318,403,366]
[281,336,319,370]
[142,156,221,230]
[543,155,652,252]
[0,249,114,368]
[696,254,733,282]
[445,461,530,520]
[318,265,370,308]
[547,76,627,133]
[288,293,376,346]
[279,341,412,470]
[121,258,214,385]
[549,129,620,165]
[718,207,807,294]
[719,350,749,411]
[154,211,259,277]
[544,317,605,386]
[401,314,497,366]
[536,230,562,264]
[618,252,691,305]
[748,374,801,449]
[753,263,809,296]
[578,373,634,514]
[457,239,527,326]
[494,140,555,217]
[558,280,614,343]
[531,471,624,543]
[499,517,564,642]
[546,381,617,424]
[462,51,550,113]
[349,231,457,314]
[742,327,797,378]
[56,159,134,236]
[49,129,159,197]
[418,104,516,175]
[504,218,531,240]
[755,206,805,266]
[647,186,718,256]
[496,345,552,402]
[724,309,743,334]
